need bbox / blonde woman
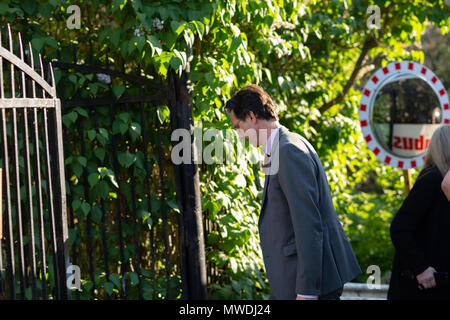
[388,125,450,300]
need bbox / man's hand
[442,170,450,202]
[296,295,319,300]
[416,266,437,290]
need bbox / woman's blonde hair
[424,125,450,176]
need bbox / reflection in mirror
[372,77,441,158]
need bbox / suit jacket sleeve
[390,169,438,275]
[277,143,323,295]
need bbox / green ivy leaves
[170,20,185,36]
[118,151,135,168]
[72,199,91,218]
[88,172,100,189]
[98,167,119,189]
[156,106,170,124]
[147,35,162,56]
[112,85,126,99]
[62,107,89,128]
[5,0,447,301]
[111,112,142,143]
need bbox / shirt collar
[266,126,280,156]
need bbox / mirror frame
[359,61,449,169]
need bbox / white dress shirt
[265,126,280,156]
[264,125,318,300]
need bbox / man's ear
[248,111,257,124]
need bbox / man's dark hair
[225,84,278,121]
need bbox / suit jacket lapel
[261,174,270,211]
[260,126,284,213]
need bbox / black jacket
[388,165,450,300]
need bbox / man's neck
[261,120,280,150]
[265,121,279,138]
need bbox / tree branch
[318,35,377,114]
[318,2,396,114]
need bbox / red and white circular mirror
[359,61,449,169]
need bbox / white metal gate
[0,24,70,300]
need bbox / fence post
[50,99,71,299]
[169,66,207,299]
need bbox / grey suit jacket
[259,125,361,299]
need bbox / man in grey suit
[225,85,361,300]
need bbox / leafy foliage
[1,0,448,298]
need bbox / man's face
[230,110,260,147]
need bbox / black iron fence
[0,26,207,300]
[55,48,177,300]
[53,43,207,299]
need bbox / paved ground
[341,283,389,300]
